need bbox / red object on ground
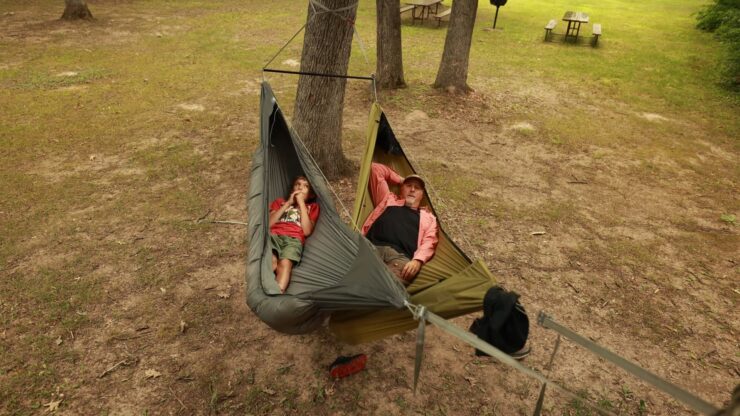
[329,354,368,379]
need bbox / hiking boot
[509,345,531,360]
[329,354,367,379]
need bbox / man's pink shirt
[361,163,439,264]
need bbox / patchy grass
[0,0,737,415]
[7,68,109,90]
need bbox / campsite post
[489,0,508,29]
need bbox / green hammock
[328,102,496,344]
[247,82,496,341]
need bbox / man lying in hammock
[361,163,439,286]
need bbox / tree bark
[433,0,478,93]
[292,1,357,179]
[61,0,93,21]
[376,0,406,90]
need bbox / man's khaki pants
[375,245,413,286]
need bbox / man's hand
[401,259,422,281]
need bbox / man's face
[399,179,425,209]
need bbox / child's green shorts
[270,234,303,263]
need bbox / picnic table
[562,11,589,42]
[404,0,442,24]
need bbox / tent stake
[533,335,561,416]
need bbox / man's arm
[412,214,439,264]
[401,214,439,281]
[368,163,403,206]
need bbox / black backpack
[469,286,529,356]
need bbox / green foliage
[638,399,648,416]
[697,0,740,31]
[564,390,594,416]
[720,213,737,224]
[696,0,740,89]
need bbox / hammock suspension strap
[408,301,619,416]
[537,312,718,415]
[263,68,374,81]
[406,305,718,415]
[307,0,371,68]
[262,0,375,100]
[410,303,427,393]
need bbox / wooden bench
[433,8,451,26]
[544,19,557,41]
[591,23,602,46]
[400,5,415,15]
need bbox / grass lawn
[0,0,737,414]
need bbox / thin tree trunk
[292,1,357,179]
[61,0,93,21]
[376,0,406,90]
[433,0,477,93]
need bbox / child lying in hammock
[268,176,320,293]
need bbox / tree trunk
[61,0,93,21]
[292,1,357,179]
[433,0,478,93]
[376,0,406,90]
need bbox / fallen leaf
[262,388,276,396]
[44,399,62,412]
[179,320,187,334]
[144,369,161,379]
[55,337,63,346]
[217,292,231,299]
[530,231,546,236]
[160,287,166,294]
[464,375,477,386]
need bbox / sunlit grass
[0,0,737,413]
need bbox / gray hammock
[246,82,409,334]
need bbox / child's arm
[268,195,295,227]
[295,193,316,237]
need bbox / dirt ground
[0,2,738,416]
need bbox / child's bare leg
[272,253,278,273]
[275,259,293,293]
